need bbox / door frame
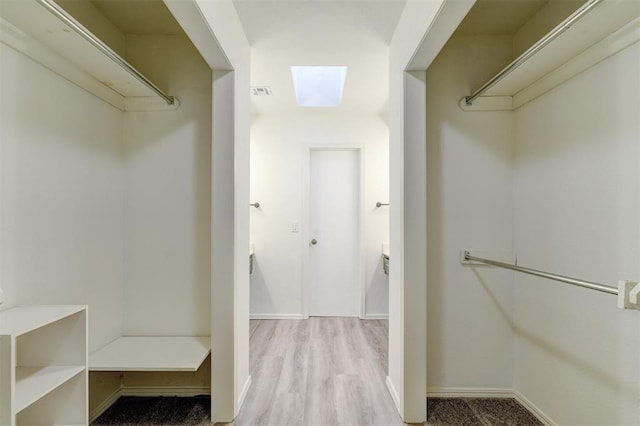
[301,144,366,319]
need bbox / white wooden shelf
[15,366,84,413]
[0,0,178,112]
[0,305,88,425]
[0,305,85,337]
[462,0,640,111]
[89,336,210,372]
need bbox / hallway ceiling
[232,0,407,115]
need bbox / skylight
[291,66,347,107]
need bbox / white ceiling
[232,0,407,115]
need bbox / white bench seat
[89,336,210,372]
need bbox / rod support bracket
[617,281,640,310]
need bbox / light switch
[291,222,299,233]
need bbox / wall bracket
[617,281,640,310]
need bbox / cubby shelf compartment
[0,0,178,112]
[15,366,84,413]
[461,0,640,111]
[0,305,88,426]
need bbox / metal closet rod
[463,251,618,295]
[376,202,389,208]
[465,0,604,105]
[36,0,175,105]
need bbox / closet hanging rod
[464,0,604,105]
[463,251,618,295]
[376,202,389,208]
[35,0,175,105]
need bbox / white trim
[359,146,367,320]
[514,390,556,426]
[89,386,121,424]
[426,387,514,399]
[385,376,401,413]
[237,375,252,408]
[120,386,211,397]
[363,314,389,320]
[301,145,366,319]
[249,314,305,320]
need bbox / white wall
[0,43,125,351]
[249,112,389,318]
[513,43,639,424]
[426,34,515,391]
[122,34,212,336]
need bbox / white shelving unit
[0,305,88,426]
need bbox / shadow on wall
[472,270,637,401]
[249,256,277,316]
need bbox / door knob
[311,239,318,245]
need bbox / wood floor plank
[234,317,402,426]
[334,374,374,426]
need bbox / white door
[309,149,360,317]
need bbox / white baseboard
[237,375,252,410]
[120,386,211,397]
[89,387,122,424]
[250,313,305,320]
[385,376,401,414]
[514,390,556,426]
[427,386,514,398]
[363,314,388,320]
[426,387,555,426]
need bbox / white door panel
[309,149,360,317]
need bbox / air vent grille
[251,86,272,96]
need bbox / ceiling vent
[251,86,272,96]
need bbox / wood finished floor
[229,317,402,426]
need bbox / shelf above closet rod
[464,0,604,106]
[36,0,174,106]
[0,0,179,111]
[460,0,640,111]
